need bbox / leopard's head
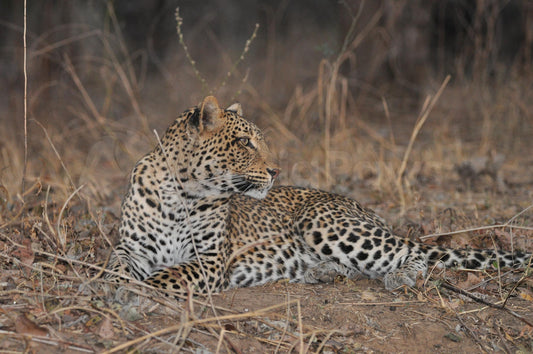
[181,96,279,199]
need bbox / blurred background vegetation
[1,0,532,208]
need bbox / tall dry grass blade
[297,299,304,354]
[101,8,150,134]
[396,75,450,213]
[43,185,56,239]
[56,184,85,252]
[381,96,395,147]
[318,1,376,188]
[106,2,139,89]
[22,0,27,197]
[63,55,105,138]
[396,75,450,184]
[274,293,292,353]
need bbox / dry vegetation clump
[1,1,532,352]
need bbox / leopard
[107,95,531,295]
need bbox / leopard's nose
[267,168,280,179]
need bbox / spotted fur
[107,96,531,294]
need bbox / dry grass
[1,2,533,352]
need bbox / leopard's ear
[226,102,242,116]
[197,96,224,133]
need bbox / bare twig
[175,7,209,94]
[441,282,533,327]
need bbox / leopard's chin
[243,188,269,199]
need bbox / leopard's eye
[238,137,254,148]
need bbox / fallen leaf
[519,291,533,301]
[97,317,115,339]
[449,232,471,249]
[11,238,34,268]
[494,229,513,249]
[505,331,514,342]
[518,325,533,339]
[360,290,378,302]
[15,314,48,337]
[456,272,482,290]
[446,298,464,310]
[444,332,461,342]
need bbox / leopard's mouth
[235,180,254,192]
[232,175,272,195]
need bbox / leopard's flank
[107,96,531,294]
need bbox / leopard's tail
[419,245,532,270]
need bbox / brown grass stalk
[22,0,27,197]
[56,184,85,252]
[104,300,300,353]
[317,1,380,189]
[175,7,209,94]
[396,75,450,213]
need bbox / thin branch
[441,282,532,327]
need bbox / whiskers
[233,178,255,194]
[165,171,269,197]
[231,175,272,198]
